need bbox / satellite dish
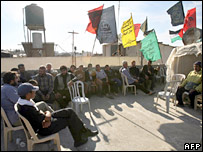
[182,27,202,45]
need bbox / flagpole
[117,1,120,66]
[89,4,104,64]
[90,35,97,63]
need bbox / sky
[1,1,202,54]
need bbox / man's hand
[42,111,52,128]
[42,120,51,128]
[68,80,73,86]
[42,95,46,101]
[189,89,196,93]
[135,79,139,83]
[45,94,50,100]
[148,70,151,75]
[55,92,61,99]
[145,75,149,80]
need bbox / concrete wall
[102,42,175,64]
[1,56,154,73]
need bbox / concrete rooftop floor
[1,83,202,151]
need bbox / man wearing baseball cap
[176,61,202,108]
[16,83,98,147]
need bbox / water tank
[32,33,43,49]
[25,4,45,30]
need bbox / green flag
[140,30,161,62]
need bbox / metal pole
[90,36,97,63]
[22,8,26,42]
[68,31,79,65]
[27,28,29,43]
[117,1,120,57]
[72,30,74,65]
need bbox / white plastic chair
[14,104,61,151]
[1,107,24,151]
[171,74,186,82]
[194,94,202,110]
[155,79,182,113]
[156,74,186,112]
[68,81,91,114]
[120,72,136,96]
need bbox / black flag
[96,6,118,44]
[167,1,185,26]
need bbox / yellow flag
[121,15,137,48]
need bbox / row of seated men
[1,61,201,148]
[1,61,164,109]
[1,70,98,147]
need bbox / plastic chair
[68,81,91,114]
[194,94,202,110]
[171,74,186,82]
[155,79,182,112]
[1,107,24,151]
[120,72,136,96]
[14,104,61,151]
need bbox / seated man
[129,60,144,84]
[121,61,155,95]
[18,64,32,83]
[11,67,22,87]
[104,65,122,95]
[33,65,55,104]
[1,71,21,126]
[95,64,114,99]
[75,65,91,97]
[54,65,78,108]
[176,61,202,108]
[68,65,76,76]
[85,63,97,95]
[28,79,54,112]
[140,60,155,90]
[46,63,58,79]
[1,72,54,127]
[16,83,98,147]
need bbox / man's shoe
[74,138,88,147]
[176,103,184,107]
[148,91,156,95]
[106,94,114,99]
[83,129,98,137]
[114,92,118,96]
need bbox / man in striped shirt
[33,65,55,104]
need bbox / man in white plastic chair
[16,83,98,147]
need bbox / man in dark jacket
[104,65,122,95]
[85,63,97,96]
[129,61,144,84]
[54,65,78,108]
[140,60,155,90]
[18,64,32,83]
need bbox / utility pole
[68,30,79,65]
